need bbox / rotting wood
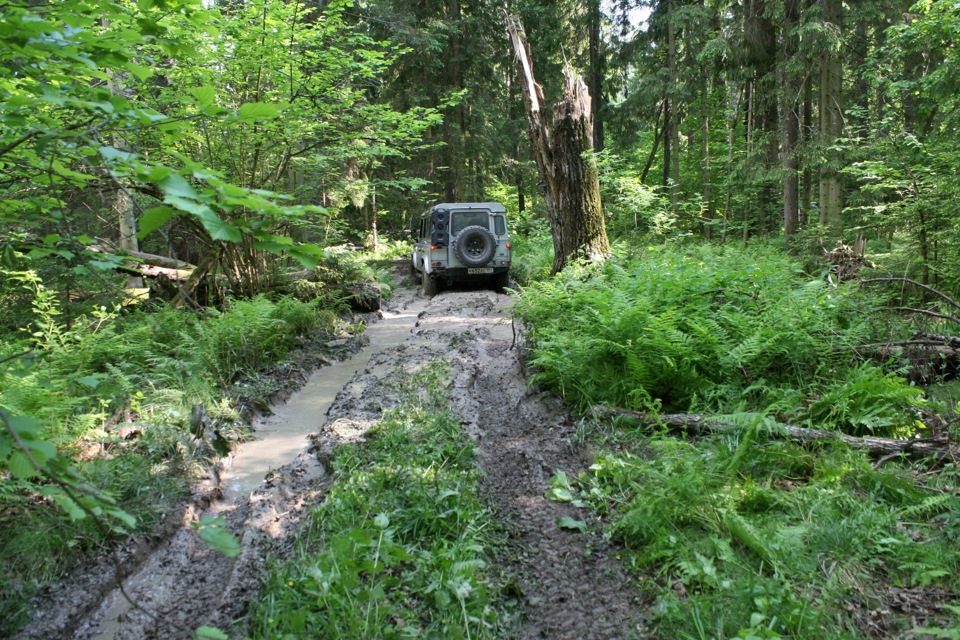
[589,405,959,461]
[140,264,193,281]
[506,14,610,276]
[124,249,194,271]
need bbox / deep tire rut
[12,276,643,640]
[439,297,644,639]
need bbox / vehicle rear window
[494,215,506,235]
[451,210,489,235]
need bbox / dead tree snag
[507,15,610,275]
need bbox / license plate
[468,267,493,274]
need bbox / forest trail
[13,268,642,639]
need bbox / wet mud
[12,269,643,640]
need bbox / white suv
[411,202,511,296]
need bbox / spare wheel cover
[454,225,496,267]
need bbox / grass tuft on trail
[249,364,513,640]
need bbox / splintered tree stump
[506,14,610,275]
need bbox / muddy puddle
[74,303,428,640]
[223,302,426,500]
[15,277,644,640]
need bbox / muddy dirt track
[13,270,645,639]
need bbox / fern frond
[723,510,778,568]
[899,493,955,519]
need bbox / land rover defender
[411,202,511,296]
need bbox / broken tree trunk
[590,405,959,461]
[507,15,610,276]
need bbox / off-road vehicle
[411,202,511,296]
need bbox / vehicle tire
[422,267,438,297]
[492,270,510,293]
[453,225,496,267]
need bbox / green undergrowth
[514,243,927,438]
[308,246,398,300]
[555,421,960,638]
[517,241,960,637]
[249,364,513,639]
[508,222,554,287]
[0,270,350,634]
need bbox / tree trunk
[589,0,604,153]
[663,94,672,189]
[801,73,813,225]
[782,0,800,245]
[509,62,526,215]
[698,0,713,239]
[667,0,680,217]
[104,42,144,290]
[507,15,611,275]
[722,84,744,243]
[743,80,754,244]
[701,64,712,239]
[819,0,843,226]
[744,0,778,233]
[640,102,664,185]
[443,0,465,202]
[370,184,379,250]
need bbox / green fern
[898,493,956,519]
[515,244,920,435]
[722,510,778,569]
[806,362,925,436]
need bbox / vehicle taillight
[430,245,437,251]
[506,243,512,250]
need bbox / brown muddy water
[222,303,426,500]
[81,303,427,640]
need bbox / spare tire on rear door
[454,225,496,267]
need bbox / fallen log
[862,332,960,384]
[140,264,193,281]
[589,405,959,461]
[87,243,196,271]
[285,270,315,282]
[124,249,194,271]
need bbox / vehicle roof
[429,202,506,213]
